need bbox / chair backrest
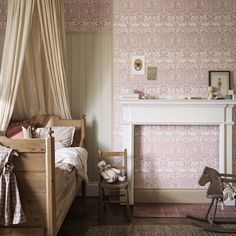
[98,149,127,177]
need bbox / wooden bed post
[81,115,86,198]
[45,128,56,236]
[80,114,86,148]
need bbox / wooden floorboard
[58,197,197,235]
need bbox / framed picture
[209,71,230,97]
[147,66,157,80]
[131,55,145,75]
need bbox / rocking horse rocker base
[187,166,236,233]
[187,197,236,233]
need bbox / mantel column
[122,122,134,204]
[225,105,234,174]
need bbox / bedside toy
[97,160,126,183]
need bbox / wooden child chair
[98,149,131,221]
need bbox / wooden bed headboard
[32,115,86,147]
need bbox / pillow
[22,126,32,138]
[6,119,34,138]
[36,126,75,147]
[71,127,81,147]
[55,141,65,150]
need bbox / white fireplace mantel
[121,99,236,204]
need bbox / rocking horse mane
[198,166,223,198]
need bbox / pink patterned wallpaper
[64,0,112,31]
[134,126,219,189]
[0,0,6,30]
[113,0,236,189]
[0,0,112,31]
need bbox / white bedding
[55,147,88,183]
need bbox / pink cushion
[6,119,34,138]
[10,131,24,139]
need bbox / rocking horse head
[198,166,220,186]
[198,166,223,198]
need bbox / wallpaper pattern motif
[113,0,236,189]
[0,0,112,31]
[0,0,6,30]
[64,0,112,31]
[134,126,219,188]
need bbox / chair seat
[99,180,128,189]
[207,194,223,199]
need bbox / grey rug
[85,224,236,236]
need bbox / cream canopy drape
[0,0,35,132]
[37,0,71,119]
[0,0,71,132]
[13,7,48,118]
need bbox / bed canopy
[0,0,71,132]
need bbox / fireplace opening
[134,125,219,202]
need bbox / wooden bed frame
[0,115,86,236]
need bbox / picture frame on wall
[209,71,230,98]
[131,55,145,75]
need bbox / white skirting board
[78,184,236,205]
[80,183,204,203]
[134,189,210,203]
[80,184,209,201]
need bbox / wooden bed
[0,115,86,236]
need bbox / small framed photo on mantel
[209,71,230,98]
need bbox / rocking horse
[187,166,236,233]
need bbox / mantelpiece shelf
[120,98,236,105]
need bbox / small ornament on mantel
[207,86,214,100]
[141,93,151,99]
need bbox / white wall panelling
[66,31,112,182]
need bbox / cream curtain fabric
[37,0,71,119]
[0,0,71,131]
[0,0,35,131]
[13,8,48,119]
[13,7,57,119]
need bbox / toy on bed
[97,160,126,183]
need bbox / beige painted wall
[66,31,112,182]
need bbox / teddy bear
[207,86,214,100]
[97,160,126,183]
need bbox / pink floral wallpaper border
[0,0,7,30]
[0,0,112,31]
[113,0,236,189]
[64,0,112,31]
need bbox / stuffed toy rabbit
[97,160,126,183]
